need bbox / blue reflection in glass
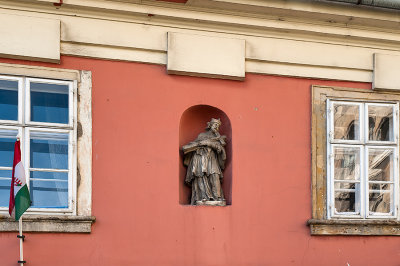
[0,178,12,207]
[0,170,12,178]
[30,82,69,124]
[0,79,18,121]
[31,171,68,181]
[30,179,68,208]
[30,137,68,169]
[0,137,15,167]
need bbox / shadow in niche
[179,105,232,205]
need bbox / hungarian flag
[9,140,31,221]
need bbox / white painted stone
[373,53,400,91]
[167,32,245,80]
[0,215,95,233]
[0,13,60,62]
[196,200,226,206]
[77,71,93,216]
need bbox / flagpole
[18,217,25,265]
[16,135,25,265]
[11,136,28,264]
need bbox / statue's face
[210,122,220,132]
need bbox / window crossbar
[29,168,69,173]
[334,180,360,183]
[334,189,356,192]
[29,178,68,182]
[368,181,394,184]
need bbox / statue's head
[207,118,221,132]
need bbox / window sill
[308,219,400,235]
[0,214,95,233]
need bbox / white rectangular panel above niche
[167,32,245,81]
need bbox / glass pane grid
[329,101,399,219]
[29,132,69,170]
[334,190,360,213]
[29,82,69,125]
[333,146,361,181]
[368,104,395,142]
[333,103,361,141]
[0,79,18,121]
[368,148,394,183]
[0,77,74,212]
[0,130,18,170]
[30,178,68,208]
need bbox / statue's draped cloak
[183,130,226,204]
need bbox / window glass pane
[30,179,68,208]
[0,129,18,167]
[0,170,11,178]
[30,132,68,170]
[335,191,358,213]
[333,103,360,140]
[31,171,68,181]
[368,149,393,182]
[0,79,18,121]
[368,105,394,142]
[30,82,69,124]
[333,146,360,180]
[369,184,392,214]
[0,178,11,207]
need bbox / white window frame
[0,75,77,215]
[25,78,75,129]
[327,99,399,220]
[0,126,22,186]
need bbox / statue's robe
[183,130,226,204]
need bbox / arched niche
[179,105,232,205]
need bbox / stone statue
[182,118,227,206]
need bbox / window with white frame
[327,100,399,219]
[0,75,76,214]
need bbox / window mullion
[394,146,399,218]
[23,127,30,192]
[328,143,334,218]
[362,145,367,219]
[18,77,23,125]
[22,77,29,191]
[327,99,333,218]
[24,78,29,127]
[361,103,366,219]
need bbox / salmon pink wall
[1,56,398,266]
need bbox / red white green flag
[9,140,31,221]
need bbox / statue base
[195,200,226,206]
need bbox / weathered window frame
[0,77,76,214]
[309,85,400,235]
[0,63,94,233]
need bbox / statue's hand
[217,146,222,153]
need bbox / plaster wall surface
[0,56,398,266]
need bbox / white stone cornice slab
[0,13,60,63]
[373,53,400,91]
